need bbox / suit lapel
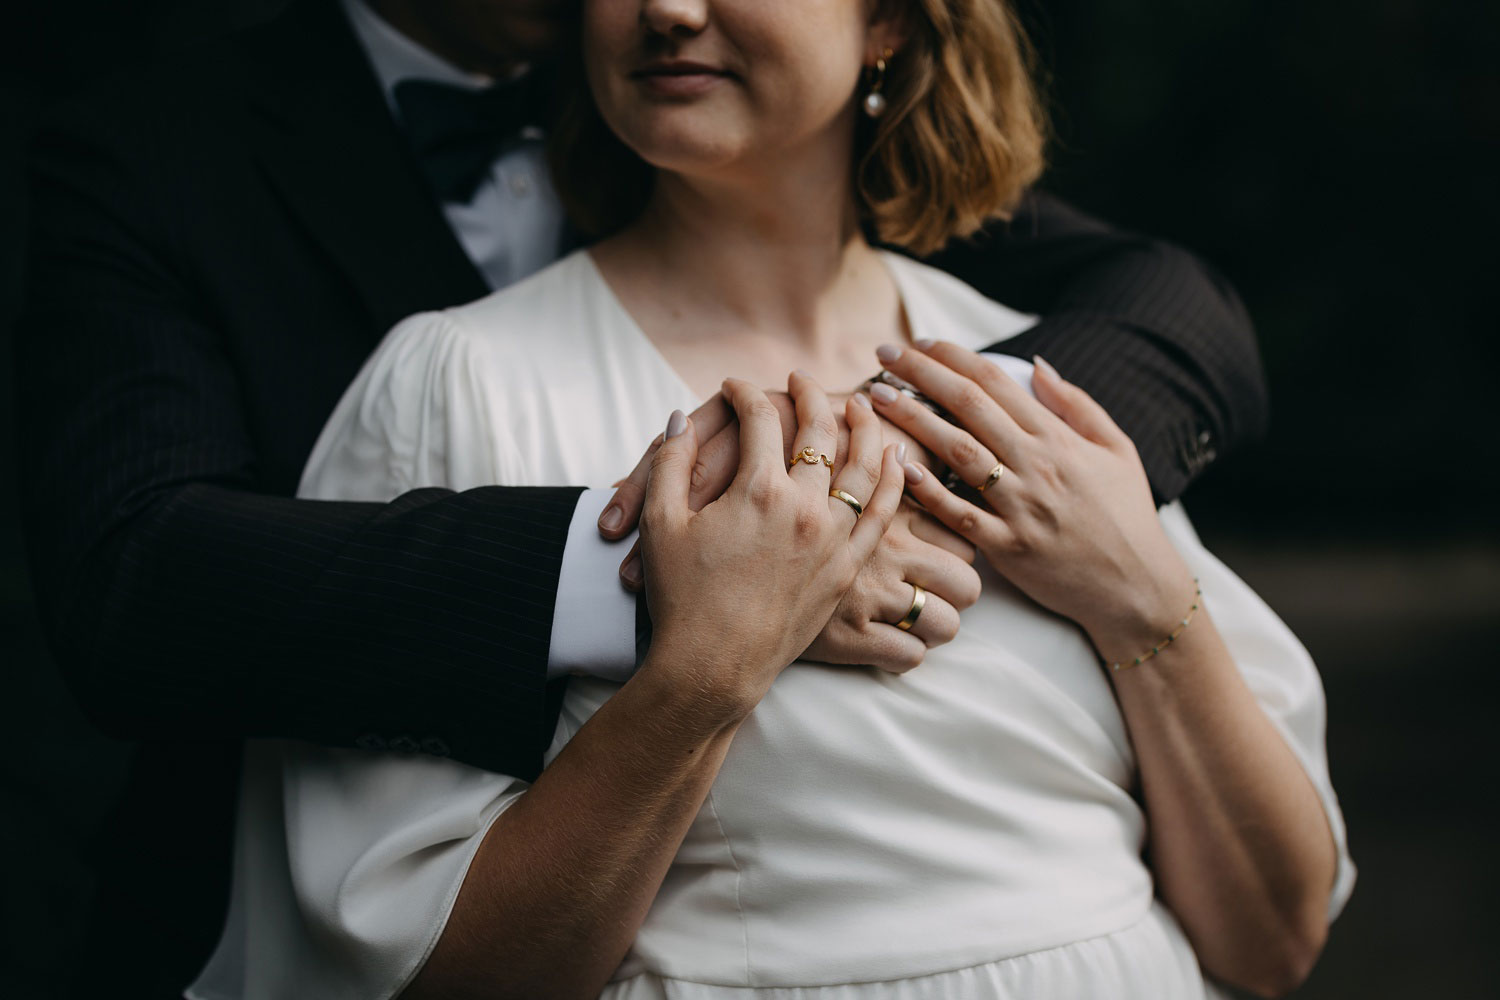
[240,0,489,337]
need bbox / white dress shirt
[343,0,638,680]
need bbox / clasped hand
[870,341,1197,658]
[632,375,906,712]
[602,379,981,673]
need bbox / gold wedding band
[977,462,1007,492]
[895,583,926,632]
[790,446,833,472]
[829,488,864,519]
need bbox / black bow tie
[394,70,552,204]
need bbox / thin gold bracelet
[1110,578,1202,673]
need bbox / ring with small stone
[977,462,1007,492]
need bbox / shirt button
[389,734,420,756]
[508,173,532,197]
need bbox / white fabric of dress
[188,250,1355,1000]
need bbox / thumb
[600,439,658,539]
[644,409,698,527]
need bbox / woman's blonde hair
[548,0,1048,256]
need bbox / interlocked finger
[881,581,959,648]
[870,383,1007,494]
[721,378,791,484]
[786,371,837,490]
[902,503,977,563]
[826,393,883,525]
[875,344,1031,464]
[901,459,1018,556]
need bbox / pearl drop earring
[863,48,893,118]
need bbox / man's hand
[599,389,927,581]
[598,387,972,672]
[800,498,980,672]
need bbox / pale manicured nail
[665,409,687,439]
[793,368,812,379]
[896,442,907,463]
[914,338,936,350]
[599,505,624,532]
[902,461,926,483]
[876,343,903,363]
[1032,355,1059,380]
[621,555,642,587]
[852,392,873,409]
[869,382,900,404]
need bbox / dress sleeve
[299,310,511,501]
[1156,503,1358,923]
[280,314,534,999]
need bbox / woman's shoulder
[439,249,599,341]
[879,250,1039,350]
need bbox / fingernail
[876,343,903,363]
[665,409,687,439]
[793,368,811,379]
[896,442,907,463]
[869,382,900,404]
[622,555,642,587]
[852,392,873,409]
[902,461,925,483]
[914,338,936,350]
[1032,355,1059,380]
[599,505,624,532]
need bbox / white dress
[188,250,1355,1000]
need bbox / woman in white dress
[188,0,1354,998]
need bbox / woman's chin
[624,130,749,179]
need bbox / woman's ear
[865,0,914,61]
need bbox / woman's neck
[590,140,905,389]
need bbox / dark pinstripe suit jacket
[15,0,1266,992]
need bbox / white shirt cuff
[546,488,640,683]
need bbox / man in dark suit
[16,0,1265,994]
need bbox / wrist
[633,643,761,734]
[1087,571,1201,672]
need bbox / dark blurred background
[3,1,1496,996]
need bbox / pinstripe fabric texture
[926,192,1267,505]
[14,1,1265,991]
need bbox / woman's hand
[601,385,958,674]
[873,341,1339,994]
[801,495,980,671]
[641,372,905,714]
[868,341,1196,660]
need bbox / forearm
[402,662,747,1000]
[29,480,580,777]
[1099,609,1337,997]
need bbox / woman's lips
[630,63,733,98]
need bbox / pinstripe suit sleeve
[927,191,1269,504]
[16,103,575,780]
